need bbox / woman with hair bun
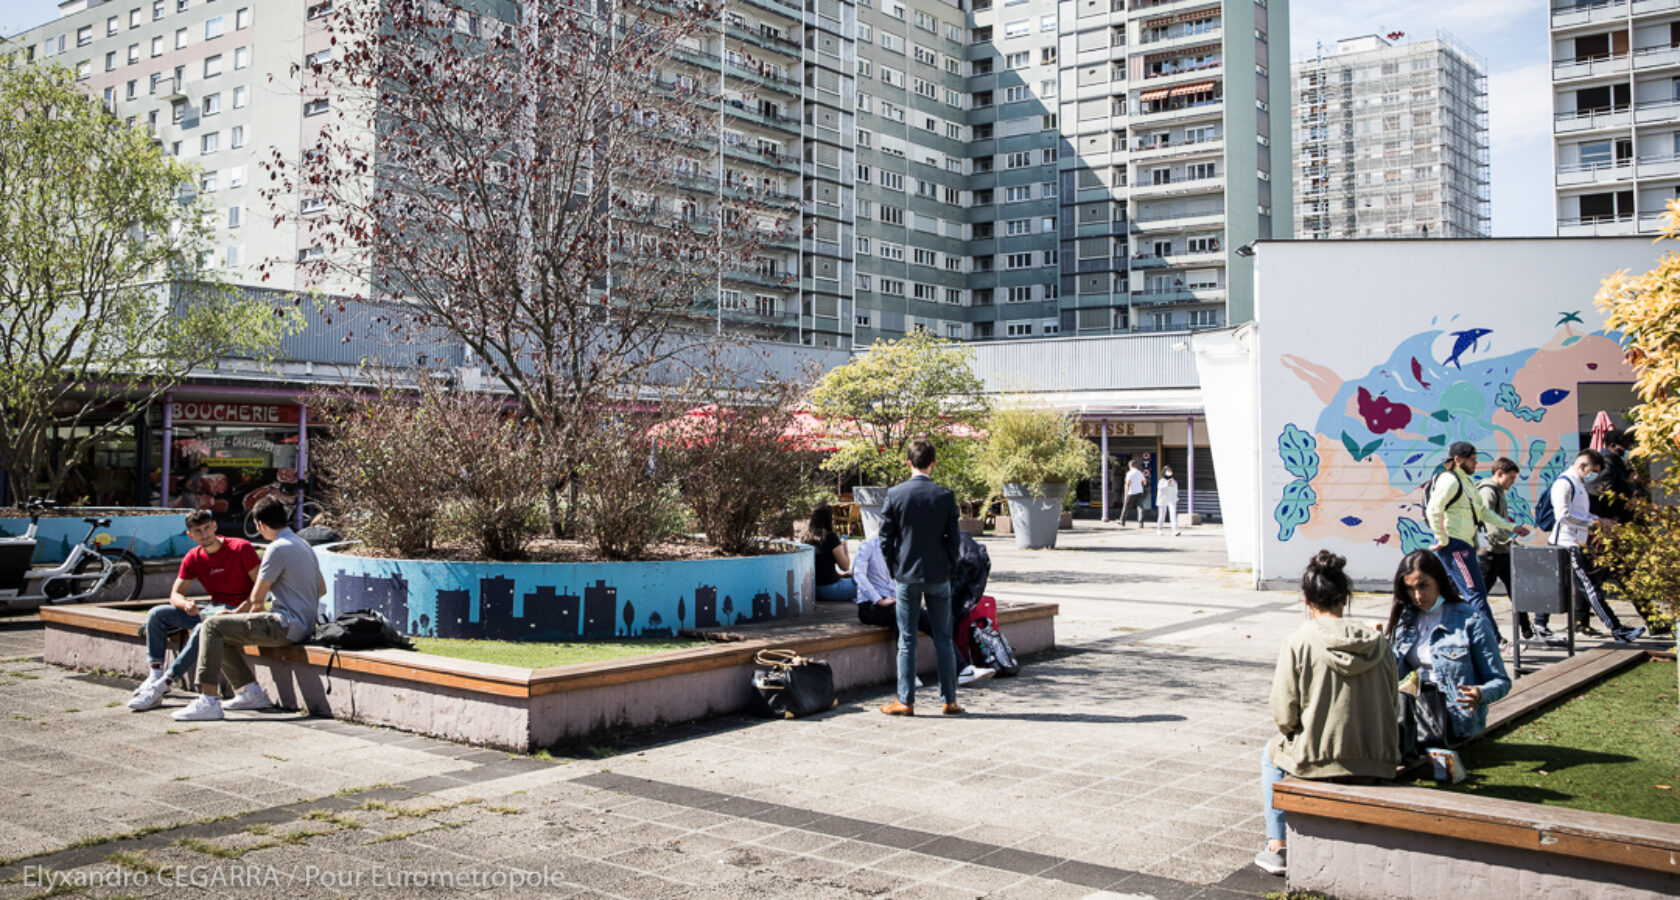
[1255,550,1399,877]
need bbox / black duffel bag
[748,649,837,719]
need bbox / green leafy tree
[806,332,988,486]
[0,62,298,505]
[976,404,1098,497]
[1594,203,1680,707]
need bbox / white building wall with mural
[1220,237,1667,587]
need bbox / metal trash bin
[1510,545,1575,674]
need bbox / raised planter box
[958,517,985,537]
[317,541,815,641]
[0,509,188,564]
[39,599,1058,750]
[1274,648,1680,899]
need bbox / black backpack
[1422,471,1479,530]
[969,621,1020,677]
[313,609,415,691]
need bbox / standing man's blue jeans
[895,580,957,707]
[1435,538,1502,642]
[1260,744,1288,842]
[144,603,227,683]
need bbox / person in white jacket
[1156,467,1181,536]
[1536,449,1645,644]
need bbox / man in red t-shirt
[128,510,260,711]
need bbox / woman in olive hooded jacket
[1255,550,1400,877]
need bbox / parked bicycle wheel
[70,548,143,603]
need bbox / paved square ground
[0,523,1640,898]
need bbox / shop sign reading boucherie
[169,402,300,425]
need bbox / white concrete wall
[1247,238,1665,586]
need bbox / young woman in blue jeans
[806,505,855,602]
[1385,550,1511,743]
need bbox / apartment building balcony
[1130,95,1222,127]
[1135,26,1223,57]
[1635,43,1680,73]
[723,101,801,137]
[1131,287,1225,306]
[1633,0,1680,18]
[723,142,799,173]
[1127,0,1221,23]
[1158,249,1224,268]
[1129,253,1168,269]
[1637,209,1675,230]
[1552,0,1630,29]
[1635,97,1680,124]
[721,304,800,326]
[725,23,801,61]
[1130,136,1223,163]
[1555,157,1634,187]
[1138,61,1224,93]
[1127,175,1223,200]
[728,268,799,290]
[1555,104,1632,133]
[1638,154,1680,178]
[1553,51,1631,82]
[738,0,802,23]
[1131,209,1225,231]
[1557,213,1637,235]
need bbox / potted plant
[807,332,987,538]
[978,405,1098,549]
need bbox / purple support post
[160,392,173,509]
[1186,416,1196,521]
[295,403,309,530]
[1100,421,1110,521]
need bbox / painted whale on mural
[1444,328,1492,369]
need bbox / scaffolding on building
[1292,31,1491,239]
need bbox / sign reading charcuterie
[170,402,301,425]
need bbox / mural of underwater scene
[1271,316,1633,555]
[316,543,817,641]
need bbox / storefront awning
[1170,81,1216,96]
[1139,87,1171,101]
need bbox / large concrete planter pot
[314,541,815,639]
[852,485,889,539]
[958,517,985,537]
[1002,483,1067,549]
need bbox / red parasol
[1590,410,1614,452]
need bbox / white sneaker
[172,695,223,721]
[127,676,172,711]
[959,666,996,687]
[223,683,271,711]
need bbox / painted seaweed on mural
[1270,316,1632,554]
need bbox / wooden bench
[40,598,1058,750]
[1273,648,1680,898]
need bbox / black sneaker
[1576,624,1602,638]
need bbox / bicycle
[241,478,323,539]
[0,499,145,607]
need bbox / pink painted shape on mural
[1283,354,1343,406]
[1294,438,1414,546]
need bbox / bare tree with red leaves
[262,0,787,535]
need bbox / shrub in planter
[978,405,1097,548]
[576,412,689,562]
[662,381,815,556]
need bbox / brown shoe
[879,701,914,716]
[941,702,966,716]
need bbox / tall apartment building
[12,0,1290,347]
[1292,34,1490,239]
[1552,0,1680,235]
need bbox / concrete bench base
[41,601,1056,751]
[1275,648,1680,898]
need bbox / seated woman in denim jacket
[1384,550,1511,741]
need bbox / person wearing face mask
[1386,550,1509,743]
[1254,550,1398,878]
[1426,442,1531,646]
[1155,466,1181,536]
[1535,448,1647,644]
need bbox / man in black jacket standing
[877,439,963,716]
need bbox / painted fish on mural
[1444,328,1493,369]
[1410,357,1431,389]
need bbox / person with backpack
[1475,458,1526,639]
[1534,449,1646,645]
[1426,442,1530,646]
[173,496,325,721]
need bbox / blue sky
[5,0,1554,234]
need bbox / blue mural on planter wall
[0,511,191,564]
[316,543,817,640]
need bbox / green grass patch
[411,637,708,669]
[175,836,244,859]
[301,810,361,830]
[1444,659,1680,824]
[106,850,163,875]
